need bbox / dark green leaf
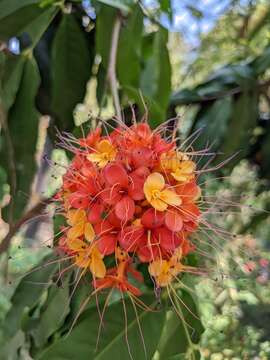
[252,47,270,75]
[117,5,143,88]
[220,92,258,166]
[95,4,117,69]
[51,14,92,130]
[140,28,171,127]
[0,55,40,221]
[0,2,58,42]
[37,295,165,360]
[191,97,233,151]
[0,55,25,111]
[3,254,57,338]
[0,0,39,18]
[31,275,71,349]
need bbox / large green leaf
[191,96,233,151]
[0,0,39,18]
[94,3,117,105]
[0,1,57,42]
[220,92,258,166]
[3,254,57,338]
[51,14,92,130]
[0,55,40,221]
[0,55,25,111]
[117,4,143,89]
[156,290,203,359]
[140,28,171,127]
[37,295,166,360]
[31,275,71,349]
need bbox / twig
[107,15,122,122]
[0,197,52,255]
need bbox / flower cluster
[55,122,201,295]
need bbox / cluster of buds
[55,122,201,296]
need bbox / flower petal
[115,196,135,222]
[165,210,183,232]
[161,189,181,207]
[97,234,117,255]
[84,222,95,242]
[103,164,128,187]
[141,208,164,229]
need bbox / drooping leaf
[3,254,57,338]
[0,54,25,111]
[117,4,143,89]
[0,1,58,42]
[37,295,166,360]
[140,27,171,127]
[51,14,92,130]
[31,274,72,349]
[220,92,258,166]
[191,96,233,151]
[95,4,117,69]
[0,55,40,221]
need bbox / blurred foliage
[0,0,270,359]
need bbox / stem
[108,15,122,121]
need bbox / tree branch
[108,15,122,122]
[0,197,52,255]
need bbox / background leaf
[51,14,93,130]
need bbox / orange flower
[66,209,95,242]
[87,139,117,168]
[93,248,143,296]
[160,151,196,182]
[148,248,184,287]
[143,172,181,211]
[67,238,106,278]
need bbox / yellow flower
[67,238,106,278]
[87,139,117,168]
[66,209,95,242]
[160,151,196,183]
[143,172,181,211]
[148,248,183,287]
[171,160,195,182]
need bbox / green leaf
[37,295,166,360]
[95,4,117,69]
[191,97,233,151]
[0,55,25,111]
[252,47,270,75]
[117,4,143,89]
[140,28,171,127]
[124,85,165,127]
[31,275,71,349]
[0,2,57,42]
[94,4,116,105]
[51,14,92,130]
[3,254,57,338]
[220,92,258,166]
[0,55,40,221]
[156,290,203,359]
[96,0,134,12]
[0,0,39,18]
